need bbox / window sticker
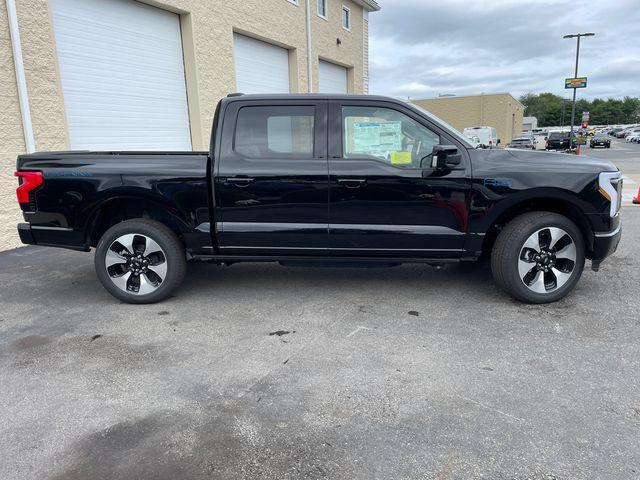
[352,121,403,158]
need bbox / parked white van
[463,126,500,148]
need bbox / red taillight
[15,171,43,204]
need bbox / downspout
[305,0,313,92]
[6,0,36,153]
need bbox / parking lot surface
[1,140,639,480]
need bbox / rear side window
[235,106,315,158]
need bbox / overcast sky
[369,0,640,101]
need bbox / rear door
[215,100,328,254]
[328,100,471,258]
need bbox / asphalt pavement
[0,139,639,480]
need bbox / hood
[471,148,618,174]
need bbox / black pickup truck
[15,94,622,304]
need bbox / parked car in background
[14,93,622,304]
[533,131,547,150]
[546,131,571,150]
[608,127,624,137]
[463,126,500,148]
[508,136,536,150]
[627,133,640,143]
[590,133,611,149]
[625,129,640,142]
[617,127,638,138]
[464,134,481,148]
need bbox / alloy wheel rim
[105,233,167,295]
[518,227,576,294]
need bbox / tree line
[519,93,640,127]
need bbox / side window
[342,106,441,169]
[235,106,315,159]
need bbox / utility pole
[563,32,594,150]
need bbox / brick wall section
[311,0,365,93]
[0,0,369,251]
[412,93,525,145]
[0,1,26,251]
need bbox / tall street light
[563,32,594,150]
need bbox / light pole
[563,32,594,150]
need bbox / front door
[328,100,471,258]
[215,100,328,255]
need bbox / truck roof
[222,93,409,104]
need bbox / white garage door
[319,60,348,94]
[51,0,192,151]
[233,34,290,94]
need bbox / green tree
[519,93,640,127]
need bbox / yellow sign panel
[390,151,412,165]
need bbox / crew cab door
[328,100,471,257]
[215,100,328,254]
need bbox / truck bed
[16,150,211,254]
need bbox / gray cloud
[369,0,640,100]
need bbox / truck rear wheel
[95,219,186,304]
[491,212,585,303]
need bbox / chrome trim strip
[218,222,463,235]
[217,222,326,232]
[31,226,73,231]
[594,224,622,238]
[330,224,463,235]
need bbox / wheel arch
[481,192,595,258]
[84,193,192,248]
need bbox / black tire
[95,219,186,304]
[491,212,585,304]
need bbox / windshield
[410,103,473,147]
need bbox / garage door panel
[234,34,290,94]
[319,60,348,94]
[51,0,191,151]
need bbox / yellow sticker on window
[390,151,412,165]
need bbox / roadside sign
[582,111,589,122]
[574,136,587,146]
[581,121,589,128]
[565,77,588,89]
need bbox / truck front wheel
[95,219,187,304]
[491,212,585,303]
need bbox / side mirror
[431,145,462,169]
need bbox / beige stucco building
[411,93,524,147]
[0,0,379,251]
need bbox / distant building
[411,93,524,146]
[523,117,538,132]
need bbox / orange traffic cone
[634,185,640,204]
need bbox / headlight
[598,171,622,217]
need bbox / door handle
[337,178,367,188]
[226,177,255,187]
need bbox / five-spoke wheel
[95,219,186,304]
[491,212,585,304]
[105,233,168,295]
[518,227,577,294]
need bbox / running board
[190,254,467,265]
